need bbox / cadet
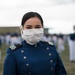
[68,26,75,62]
[57,34,65,53]
[0,35,2,60]
[3,12,67,75]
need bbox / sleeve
[55,48,67,75]
[3,48,17,75]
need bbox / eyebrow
[35,25,42,26]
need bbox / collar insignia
[10,45,16,50]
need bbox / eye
[26,27,32,29]
[35,27,41,28]
[25,25,32,29]
[35,25,42,29]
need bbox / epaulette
[48,42,54,45]
[41,41,54,46]
[9,43,22,51]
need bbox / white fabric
[10,37,20,45]
[58,38,65,53]
[21,28,44,45]
[69,40,75,61]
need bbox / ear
[19,26,22,30]
[19,26,23,34]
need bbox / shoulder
[9,43,23,51]
[6,43,23,54]
[48,41,54,45]
[41,41,54,46]
[41,41,58,53]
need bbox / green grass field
[0,43,75,75]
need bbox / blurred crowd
[42,33,67,53]
[0,32,75,62]
[0,32,22,46]
[0,32,67,53]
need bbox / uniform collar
[22,40,41,47]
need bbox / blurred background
[0,0,75,75]
[0,0,75,34]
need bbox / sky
[0,0,75,34]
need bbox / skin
[23,17,43,30]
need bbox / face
[23,17,43,30]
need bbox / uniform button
[26,63,29,66]
[47,47,49,50]
[24,56,27,59]
[50,60,53,63]
[28,72,32,75]
[49,53,52,56]
[21,50,24,53]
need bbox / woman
[3,12,67,75]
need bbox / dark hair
[21,12,43,26]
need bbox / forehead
[24,17,41,25]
